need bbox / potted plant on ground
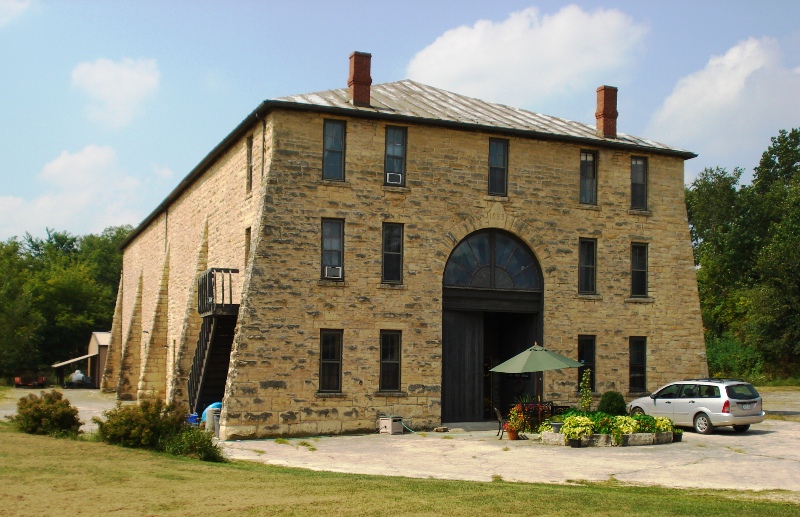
[672,428,684,442]
[560,415,594,447]
[504,404,526,440]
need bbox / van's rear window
[726,384,759,400]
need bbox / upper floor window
[321,219,344,280]
[580,151,597,204]
[382,222,403,284]
[578,335,596,392]
[384,126,407,186]
[629,336,647,392]
[631,243,648,297]
[379,330,401,391]
[323,120,346,181]
[488,138,508,196]
[319,329,343,392]
[246,136,254,193]
[578,238,596,294]
[631,157,647,210]
[244,227,251,267]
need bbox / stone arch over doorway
[441,227,544,422]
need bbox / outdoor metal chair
[494,407,508,440]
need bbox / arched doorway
[441,229,543,422]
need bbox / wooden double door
[441,308,540,422]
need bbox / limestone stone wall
[218,108,706,439]
[105,121,269,405]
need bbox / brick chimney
[595,85,618,139]
[348,51,372,107]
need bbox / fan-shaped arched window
[443,230,540,290]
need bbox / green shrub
[561,415,594,440]
[588,412,615,435]
[597,391,627,415]
[6,390,82,437]
[94,399,186,450]
[163,426,225,462]
[579,369,593,411]
[631,413,657,433]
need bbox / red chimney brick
[348,51,372,107]
[595,85,618,139]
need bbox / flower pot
[673,433,683,443]
[550,422,564,433]
[507,429,519,440]
[568,438,582,448]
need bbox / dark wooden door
[442,310,484,422]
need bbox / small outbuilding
[52,331,110,388]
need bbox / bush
[93,399,225,462]
[6,390,82,437]
[94,399,186,450]
[597,391,627,415]
[631,413,657,433]
[163,427,225,462]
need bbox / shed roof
[122,79,695,249]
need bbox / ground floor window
[379,330,401,391]
[319,329,342,392]
[578,335,595,391]
[629,336,646,392]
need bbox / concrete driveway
[222,419,800,494]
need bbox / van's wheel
[733,424,750,433]
[694,413,713,434]
[630,407,645,416]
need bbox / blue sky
[1,0,799,239]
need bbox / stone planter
[654,432,673,445]
[540,431,675,447]
[587,433,614,447]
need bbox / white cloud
[0,145,142,238]
[406,5,647,110]
[647,37,800,183]
[0,0,32,26]
[71,57,160,128]
[151,164,174,180]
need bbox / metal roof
[52,353,97,368]
[278,79,695,157]
[121,79,694,249]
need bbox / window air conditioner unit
[386,173,403,185]
[324,266,342,279]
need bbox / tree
[0,240,44,376]
[686,128,800,376]
[0,225,132,378]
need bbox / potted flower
[672,428,684,443]
[505,404,526,440]
[549,415,564,434]
[560,415,594,447]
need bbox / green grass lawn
[0,423,798,516]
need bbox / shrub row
[5,391,224,462]
[551,410,676,445]
[93,400,225,462]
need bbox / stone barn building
[101,52,707,439]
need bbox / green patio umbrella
[489,344,583,373]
